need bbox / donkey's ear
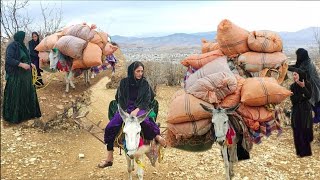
[200,103,214,113]
[118,104,129,123]
[137,109,152,124]
[225,103,240,114]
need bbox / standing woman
[289,48,320,123]
[3,31,42,124]
[289,68,313,157]
[28,32,44,86]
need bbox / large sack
[201,39,220,53]
[167,119,212,139]
[236,104,274,122]
[167,91,214,124]
[186,72,237,104]
[35,33,60,51]
[71,42,102,70]
[247,30,283,53]
[185,56,231,89]
[181,49,224,69]
[38,51,50,71]
[65,24,95,41]
[241,77,292,106]
[103,42,118,56]
[54,35,87,59]
[220,75,245,108]
[238,51,288,72]
[217,19,250,57]
[90,31,108,50]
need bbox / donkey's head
[200,103,239,145]
[118,105,150,159]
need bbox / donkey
[200,103,241,180]
[118,105,162,180]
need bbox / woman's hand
[18,63,31,70]
[31,63,36,69]
[130,108,140,117]
[296,79,305,88]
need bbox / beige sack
[54,35,87,59]
[238,51,288,72]
[247,30,283,53]
[167,91,214,124]
[217,19,250,57]
[186,72,237,104]
[185,56,231,89]
[241,77,292,106]
[66,24,95,41]
[103,42,118,56]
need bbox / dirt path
[1,74,320,180]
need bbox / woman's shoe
[98,159,113,168]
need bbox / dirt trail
[1,74,320,180]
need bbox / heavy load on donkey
[35,23,119,92]
[166,19,292,180]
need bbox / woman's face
[134,66,144,80]
[32,34,38,41]
[293,72,300,82]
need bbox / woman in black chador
[290,68,313,157]
[28,32,44,86]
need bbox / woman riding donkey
[99,61,166,168]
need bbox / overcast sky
[21,1,320,37]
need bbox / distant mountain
[111,27,318,48]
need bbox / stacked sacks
[35,22,118,72]
[167,19,293,147]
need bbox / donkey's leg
[68,71,75,89]
[126,156,134,180]
[84,70,90,85]
[222,145,230,180]
[136,155,144,180]
[65,72,70,93]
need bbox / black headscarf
[290,67,308,82]
[127,61,145,87]
[14,31,29,61]
[116,61,155,110]
[295,48,310,67]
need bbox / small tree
[39,1,63,37]
[313,27,320,55]
[143,61,164,94]
[0,0,32,39]
[165,62,184,86]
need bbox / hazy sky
[22,1,320,37]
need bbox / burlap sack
[237,51,287,72]
[35,33,60,51]
[220,75,245,108]
[66,24,95,41]
[185,56,231,89]
[217,19,250,57]
[181,49,224,69]
[71,42,102,70]
[103,42,118,56]
[236,104,274,122]
[241,77,292,106]
[54,35,87,59]
[167,119,212,139]
[90,31,108,50]
[166,91,214,124]
[201,39,220,53]
[247,30,283,53]
[186,72,237,104]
